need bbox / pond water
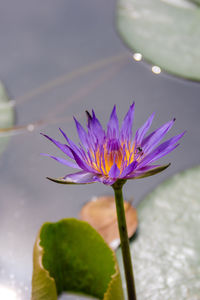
[0,1,200,299]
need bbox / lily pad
[32,218,124,300]
[117,166,200,299]
[117,0,200,80]
[0,81,15,155]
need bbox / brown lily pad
[80,196,138,250]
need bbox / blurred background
[0,0,199,299]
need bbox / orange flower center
[89,139,136,175]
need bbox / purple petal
[69,147,95,173]
[41,153,80,169]
[74,117,89,150]
[64,171,99,183]
[125,164,170,180]
[41,133,73,159]
[135,164,160,172]
[87,110,105,144]
[120,161,138,178]
[135,113,155,145]
[142,118,176,153]
[47,171,100,184]
[59,128,83,156]
[107,105,119,139]
[86,110,92,123]
[98,176,117,185]
[125,164,160,178]
[120,102,135,143]
[139,132,185,167]
[108,163,120,178]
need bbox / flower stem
[113,184,137,300]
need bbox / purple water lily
[42,103,184,185]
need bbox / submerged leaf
[32,219,124,300]
[80,196,138,250]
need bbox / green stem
[113,183,137,300]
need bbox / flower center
[90,138,137,176]
[104,139,123,172]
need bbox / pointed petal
[41,154,81,169]
[126,164,171,180]
[74,117,89,150]
[135,113,155,145]
[135,164,160,172]
[69,147,95,173]
[107,105,119,139]
[142,118,176,153]
[59,128,83,156]
[41,133,74,159]
[139,132,185,167]
[86,110,92,123]
[87,110,105,143]
[47,171,99,184]
[120,161,138,178]
[108,163,120,179]
[120,102,135,143]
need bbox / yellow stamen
[89,141,136,176]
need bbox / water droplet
[133,53,142,61]
[152,66,161,74]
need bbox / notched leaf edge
[32,230,57,300]
[32,219,124,300]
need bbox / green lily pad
[0,81,15,155]
[117,0,200,80]
[117,166,200,299]
[31,218,124,300]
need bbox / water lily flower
[42,103,184,186]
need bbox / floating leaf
[117,0,200,80]
[80,196,138,250]
[117,166,200,299]
[32,218,124,300]
[0,81,15,156]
